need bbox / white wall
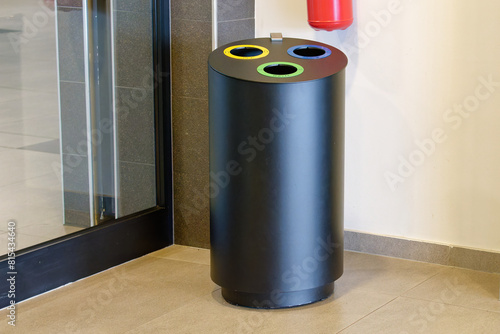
[256,0,500,252]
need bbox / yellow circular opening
[223,45,270,60]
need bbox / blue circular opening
[287,45,332,60]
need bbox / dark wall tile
[114,10,153,88]
[116,87,155,164]
[118,162,156,217]
[172,1,255,248]
[171,19,211,99]
[62,153,89,195]
[60,81,87,156]
[63,190,90,215]
[64,209,91,228]
[62,153,91,227]
[57,0,82,8]
[172,0,211,21]
[172,97,209,177]
[57,8,84,82]
[218,0,254,21]
[114,0,151,12]
[58,5,88,228]
[173,171,210,248]
[113,8,156,219]
[217,18,254,47]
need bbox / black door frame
[0,0,173,309]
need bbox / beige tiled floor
[0,246,499,333]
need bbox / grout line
[114,85,154,90]
[113,9,151,14]
[56,6,83,9]
[0,145,59,153]
[0,85,56,93]
[335,296,400,333]
[171,18,212,23]
[345,249,449,268]
[397,294,500,314]
[171,95,208,101]
[0,131,58,140]
[0,171,62,190]
[118,160,155,167]
[218,17,255,23]
[398,267,448,297]
[59,80,85,84]
[121,292,211,334]
[146,255,209,266]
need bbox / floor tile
[148,244,210,265]
[403,267,500,313]
[0,149,60,187]
[0,132,52,149]
[0,256,214,333]
[15,222,82,239]
[0,114,60,139]
[0,175,62,208]
[338,296,500,334]
[0,232,50,253]
[0,247,499,334]
[0,170,63,237]
[0,90,59,125]
[339,251,446,296]
[22,171,63,192]
[125,285,396,334]
[0,198,63,228]
[0,87,24,104]
[20,139,60,154]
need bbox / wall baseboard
[345,230,500,274]
[183,229,499,273]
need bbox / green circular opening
[264,64,297,75]
[257,62,304,78]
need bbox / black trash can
[209,35,347,308]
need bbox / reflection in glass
[0,0,157,255]
[0,0,83,255]
[112,0,157,218]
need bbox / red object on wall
[307,0,353,31]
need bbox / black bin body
[209,37,347,308]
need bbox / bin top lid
[208,37,348,84]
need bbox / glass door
[1,0,71,252]
[59,0,157,228]
[0,0,172,307]
[0,0,163,254]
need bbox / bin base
[221,282,334,309]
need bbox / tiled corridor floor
[1,245,499,333]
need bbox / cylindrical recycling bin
[209,36,347,309]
